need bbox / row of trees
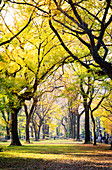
[1,81,111,144]
[0,64,112,145]
[0,0,112,147]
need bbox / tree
[59,65,91,143]
[23,75,63,143]
[60,74,84,140]
[97,92,112,148]
[61,116,68,138]
[66,74,91,143]
[76,72,110,144]
[48,0,112,79]
[60,62,111,144]
[0,0,33,47]
[90,96,107,145]
[33,91,62,140]
[5,1,112,79]
[68,97,79,139]
[0,5,69,145]
[24,98,36,143]
[1,0,111,146]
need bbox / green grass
[0,139,112,169]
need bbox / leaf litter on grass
[0,142,112,169]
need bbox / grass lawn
[0,139,112,170]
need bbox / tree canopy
[0,0,112,146]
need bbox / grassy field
[0,139,112,170]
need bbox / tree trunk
[37,125,41,140]
[1,111,10,140]
[69,113,74,138]
[61,117,68,138]
[91,111,96,145]
[34,124,38,141]
[6,112,10,140]
[25,111,30,143]
[6,125,10,140]
[26,121,30,143]
[84,106,90,144]
[46,124,49,138]
[42,124,46,139]
[30,125,33,138]
[24,102,35,143]
[93,119,96,145]
[56,127,59,138]
[77,115,80,141]
[73,114,76,139]
[10,111,22,146]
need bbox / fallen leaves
[0,141,112,169]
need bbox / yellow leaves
[8,62,20,73]
[101,116,112,134]
[93,91,112,133]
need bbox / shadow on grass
[0,156,112,170]
[7,144,111,154]
[0,144,112,169]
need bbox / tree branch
[0,13,33,46]
[49,18,89,69]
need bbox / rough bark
[33,121,38,141]
[73,114,76,139]
[6,125,10,140]
[84,105,90,144]
[37,125,41,140]
[91,111,96,145]
[6,112,10,140]
[24,101,36,143]
[69,113,73,138]
[26,120,30,143]
[24,104,30,143]
[77,115,80,141]
[61,117,68,138]
[80,79,90,144]
[1,111,10,140]
[30,125,33,138]
[42,124,46,139]
[10,111,22,146]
